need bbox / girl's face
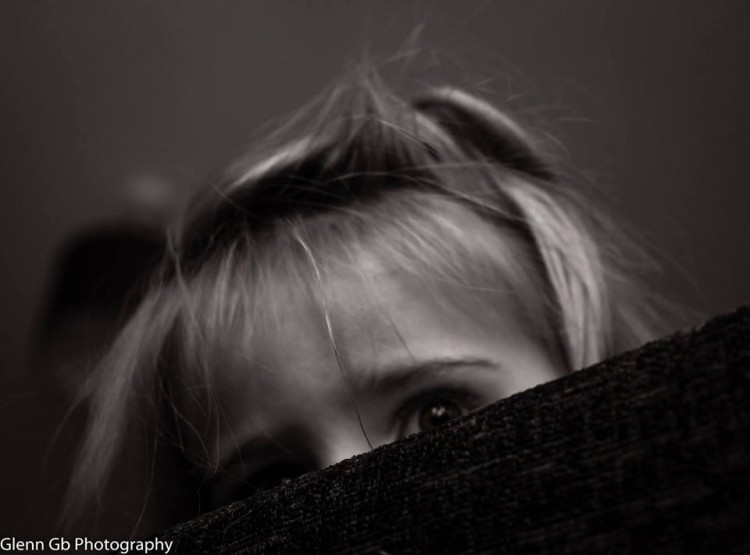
[205,251,563,507]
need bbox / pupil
[419,400,461,431]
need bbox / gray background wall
[1,0,748,536]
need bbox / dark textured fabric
[161,307,750,554]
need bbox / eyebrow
[359,357,500,395]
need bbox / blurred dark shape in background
[37,173,175,393]
[38,223,163,391]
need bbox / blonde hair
[66,69,665,528]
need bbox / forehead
[217,255,470,387]
[227,199,529,366]
[213,273,450,432]
[213,235,537,417]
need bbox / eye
[398,391,475,438]
[418,398,463,431]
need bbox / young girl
[67,68,663,534]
